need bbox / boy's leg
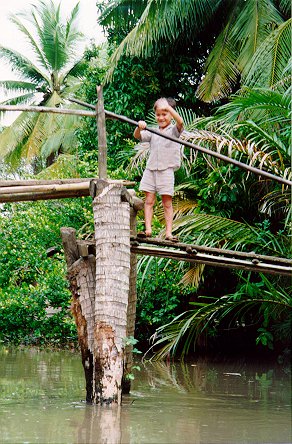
[161,194,173,238]
[144,191,156,236]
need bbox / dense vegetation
[0,0,290,360]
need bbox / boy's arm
[134,120,147,140]
[168,106,184,133]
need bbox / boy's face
[155,108,172,129]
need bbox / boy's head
[154,97,176,129]
[154,97,176,111]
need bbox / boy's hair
[154,97,176,110]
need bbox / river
[0,346,290,443]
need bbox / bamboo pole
[0,178,95,187]
[130,245,292,276]
[134,237,292,266]
[68,97,292,187]
[0,179,136,203]
[0,190,90,203]
[1,101,290,185]
[0,104,95,117]
[0,182,90,195]
[96,86,107,179]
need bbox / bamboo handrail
[68,98,292,187]
[1,102,291,186]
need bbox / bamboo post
[96,86,107,179]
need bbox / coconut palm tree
[0,0,87,169]
[98,0,291,102]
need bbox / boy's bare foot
[165,235,179,243]
[137,231,152,238]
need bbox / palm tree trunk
[92,181,131,404]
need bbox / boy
[134,97,184,241]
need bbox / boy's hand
[134,120,147,140]
[138,120,147,130]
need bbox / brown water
[0,347,290,444]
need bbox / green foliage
[150,274,291,359]
[0,198,92,346]
[99,0,290,102]
[135,259,191,346]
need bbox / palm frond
[181,128,289,177]
[99,0,148,31]
[0,112,39,160]
[150,274,292,359]
[278,0,291,16]
[30,0,83,72]
[259,189,291,227]
[40,112,80,158]
[8,14,50,72]
[172,212,289,256]
[0,93,36,108]
[0,46,48,84]
[179,264,205,288]
[231,0,283,70]
[195,24,240,102]
[0,80,37,96]
[104,0,221,80]
[243,18,292,89]
[36,154,80,179]
[213,87,290,125]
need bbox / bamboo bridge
[0,87,291,406]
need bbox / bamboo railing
[1,100,291,187]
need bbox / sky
[0,0,106,122]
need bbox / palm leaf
[150,274,292,359]
[0,112,39,160]
[8,14,50,72]
[0,80,38,96]
[0,46,48,84]
[243,18,292,89]
[231,0,283,70]
[180,128,289,176]
[172,213,288,256]
[104,0,221,80]
[196,21,240,102]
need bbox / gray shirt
[140,124,182,171]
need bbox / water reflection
[0,347,291,444]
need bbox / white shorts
[139,168,174,196]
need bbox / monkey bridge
[0,87,291,405]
